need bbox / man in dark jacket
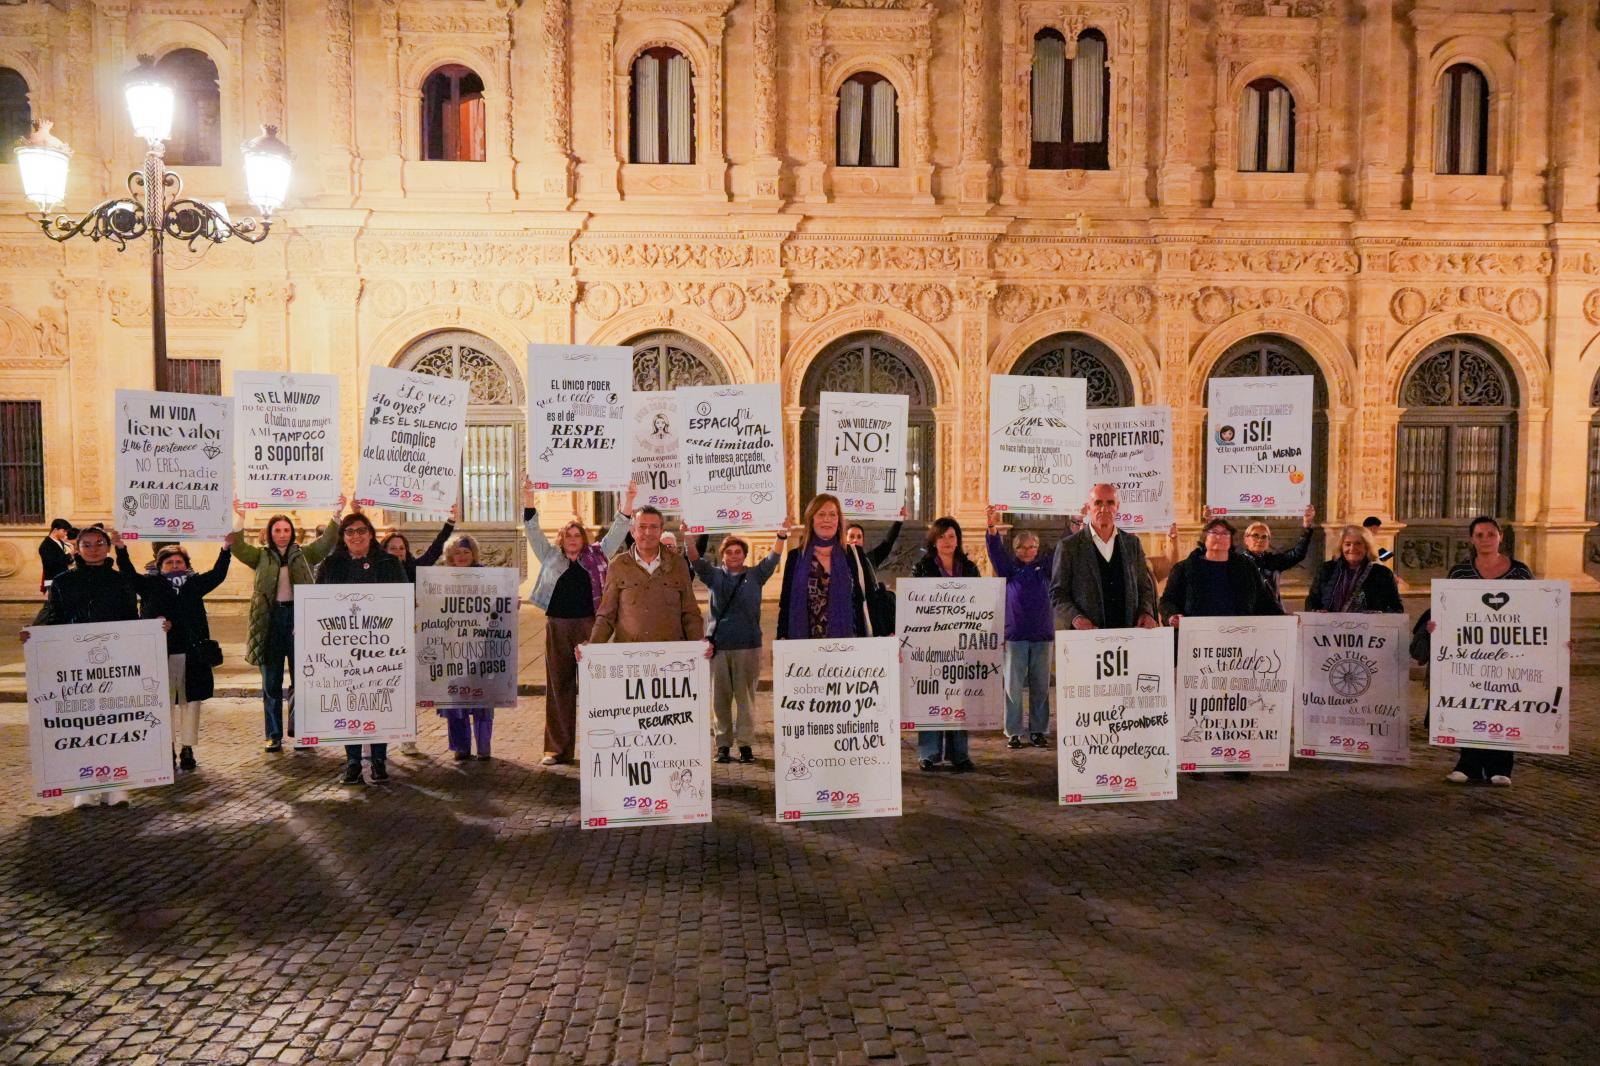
[38,518,75,591]
[1160,518,1284,625]
[1051,484,1159,631]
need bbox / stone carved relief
[1188,285,1348,326]
[993,285,1156,325]
[790,282,952,323]
[1188,246,1358,275]
[1388,249,1553,277]
[368,279,577,321]
[785,242,961,273]
[1389,286,1543,327]
[107,287,255,326]
[992,244,1157,274]
[1583,290,1600,327]
[255,0,285,123]
[579,280,747,322]
[34,308,67,367]
[575,241,753,271]
[364,240,565,270]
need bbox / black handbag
[196,639,224,667]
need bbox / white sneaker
[1489,774,1512,787]
[72,793,101,809]
[1445,771,1470,784]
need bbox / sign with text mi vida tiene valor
[415,566,520,709]
[896,578,1006,732]
[1205,375,1313,517]
[527,344,633,492]
[1429,579,1570,755]
[25,620,173,799]
[773,638,902,822]
[1177,616,1298,772]
[579,642,712,829]
[816,392,909,520]
[677,383,785,533]
[293,585,417,746]
[1295,613,1412,765]
[115,389,234,539]
[355,366,468,515]
[1055,627,1178,804]
[233,371,342,509]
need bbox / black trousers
[1453,748,1515,780]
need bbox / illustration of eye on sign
[773,638,902,823]
[114,389,235,540]
[1204,376,1313,517]
[1176,615,1298,772]
[293,585,417,747]
[1429,580,1570,756]
[414,567,521,710]
[1086,405,1173,530]
[895,578,1007,732]
[816,392,909,520]
[355,366,468,515]
[632,392,683,512]
[1295,613,1412,765]
[988,375,1087,516]
[1055,627,1177,804]
[527,344,633,492]
[677,383,785,533]
[25,620,173,800]
[579,642,712,829]
[233,372,342,510]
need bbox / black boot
[370,760,389,783]
[340,761,364,786]
[179,746,196,772]
[715,746,731,764]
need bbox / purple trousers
[439,707,494,756]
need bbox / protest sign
[1086,405,1173,530]
[896,577,1006,732]
[1295,613,1411,765]
[989,375,1087,516]
[773,638,902,822]
[1429,580,1570,756]
[815,392,909,520]
[233,372,341,509]
[293,584,417,746]
[528,344,632,491]
[1176,616,1297,772]
[678,383,785,533]
[26,620,171,799]
[1055,627,1178,804]
[579,641,712,829]
[114,389,234,539]
[415,566,520,709]
[355,366,468,515]
[1205,376,1314,516]
[632,391,683,512]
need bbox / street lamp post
[13,55,292,392]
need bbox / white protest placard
[632,391,683,512]
[528,344,633,492]
[579,641,712,829]
[816,392,909,520]
[678,383,785,533]
[989,375,1087,516]
[355,365,468,515]
[114,389,234,540]
[1177,615,1298,772]
[25,620,172,800]
[415,566,520,709]
[773,638,902,822]
[1056,627,1178,804]
[1205,376,1314,517]
[1086,405,1173,531]
[233,371,342,509]
[293,584,417,746]
[896,577,1006,732]
[1429,580,1570,756]
[1295,613,1412,765]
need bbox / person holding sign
[986,506,1055,749]
[1235,506,1316,609]
[587,506,707,648]
[380,505,459,582]
[911,517,982,773]
[434,534,497,762]
[775,494,874,642]
[845,510,905,634]
[1304,525,1404,615]
[231,498,346,753]
[1160,518,1283,626]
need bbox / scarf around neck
[787,534,855,639]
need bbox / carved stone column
[536,0,575,202]
[748,0,783,208]
[1156,0,1195,207]
[1356,0,1401,214]
[954,278,996,533]
[1506,11,1554,211]
[320,0,357,199]
[954,0,991,210]
[1550,0,1598,217]
[55,277,107,511]
[1537,242,1600,584]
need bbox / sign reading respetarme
[1429,579,1570,756]
[988,375,1087,516]
[677,383,785,533]
[527,344,633,492]
[896,578,1006,732]
[579,642,712,829]
[1056,627,1178,804]
[293,585,417,746]
[632,391,683,512]
[1295,613,1411,765]
[415,566,520,709]
[115,389,234,539]
[1177,616,1298,772]
[1086,405,1173,530]
[1205,376,1313,517]
[816,392,909,520]
[25,620,173,799]
[234,372,342,509]
[773,638,902,822]
[355,366,468,515]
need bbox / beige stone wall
[1,0,1599,595]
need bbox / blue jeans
[259,604,294,741]
[918,730,970,764]
[346,743,388,765]
[1005,639,1052,737]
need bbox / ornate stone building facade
[2,0,1599,594]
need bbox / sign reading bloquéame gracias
[527,344,633,492]
[233,371,341,509]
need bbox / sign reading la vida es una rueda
[114,389,235,540]
[1295,612,1412,765]
[1205,376,1314,517]
[1176,615,1298,772]
[527,344,633,493]
[355,365,468,515]
[1055,627,1178,804]
[293,584,417,746]
[233,372,342,510]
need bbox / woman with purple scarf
[1304,525,1404,615]
[775,493,873,642]
[524,477,637,766]
[911,517,981,773]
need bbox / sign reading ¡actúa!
[355,365,468,515]
[527,344,633,492]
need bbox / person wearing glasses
[1231,505,1316,609]
[1160,517,1284,627]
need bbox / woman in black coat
[910,517,982,773]
[1160,518,1284,625]
[1304,525,1404,614]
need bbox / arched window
[156,49,221,166]
[1435,63,1489,176]
[1238,78,1295,173]
[630,47,694,164]
[1396,337,1518,576]
[1015,332,1133,409]
[1030,28,1109,171]
[837,72,898,167]
[421,65,486,161]
[0,68,30,148]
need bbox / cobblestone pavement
[0,678,1596,1065]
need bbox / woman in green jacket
[230,496,346,751]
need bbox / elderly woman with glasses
[1160,517,1284,627]
[1233,504,1316,609]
